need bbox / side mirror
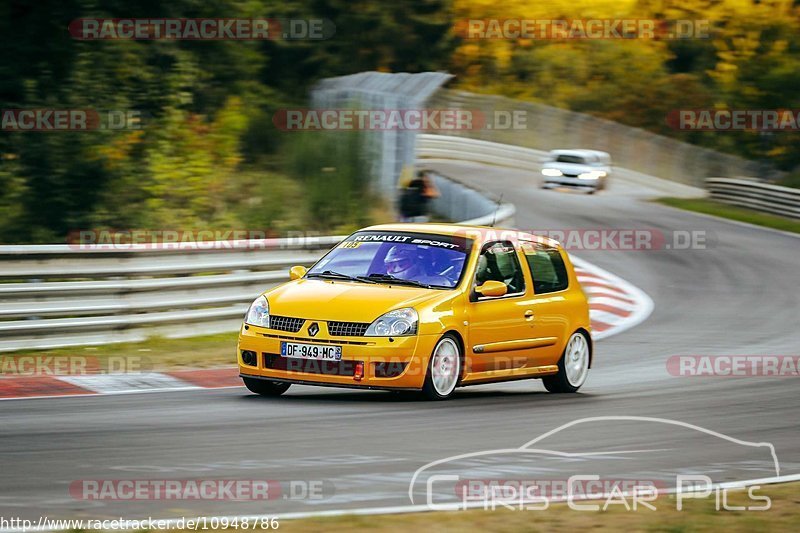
[475,280,507,297]
[289,265,308,280]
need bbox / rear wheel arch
[543,329,591,393]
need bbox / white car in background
[541,149,611,193]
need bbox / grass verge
[277,481,800,532]
[656,197,800,234]
[0,332,238,374]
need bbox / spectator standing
[399,169,439,222]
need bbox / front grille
[269,315,305,333]
[263,353,361,376]
[327,321,370,337]
[259,332,369,346]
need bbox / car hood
[544,162,593,175]
[265,279,443,322]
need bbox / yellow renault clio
[238,224,592,400]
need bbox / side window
[474,241,526,297]
[521,242,569,294]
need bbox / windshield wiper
[366,273,432,288]
[307,270,376,283]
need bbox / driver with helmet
[383,245,450,287]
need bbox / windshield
[555,154,587,164]
[307,231,473,289]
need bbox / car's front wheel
[543,331,590,393]
[243,377,291,397]
[422,334,462,400]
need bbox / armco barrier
[0,176,514,352]
[706,178,800,219]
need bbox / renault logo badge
[308,322,319,337]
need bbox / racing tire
[543,331,590,393]
[422,334,462,400]
[243,377,291,396]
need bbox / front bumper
[237,324,438,390]
[543,175,600,188]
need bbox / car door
[518,240,573,367]
[466,241,536,373]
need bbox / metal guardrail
[0,172,515,352]
[706,178,800,220]
[0,242,342,352]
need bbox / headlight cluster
[365,308,418,337]
[245,295,270,328]
[578,170,607,179]
[541,168,562,177]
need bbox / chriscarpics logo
[409,416,779,512]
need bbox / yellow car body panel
[238,223,592,392]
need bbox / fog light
[354,361,364,381]
[241,350,257,366]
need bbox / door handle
[524,310,534,320]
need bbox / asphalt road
[1,162,798,521]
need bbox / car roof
[362,222,490,235]
[549,149,610,158]
[359,223,561,248]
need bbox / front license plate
[280,341,342,361]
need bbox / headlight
[245,295,270,328]
[579,171,606,179]
[542,168,562,177]
[365,308,418,336]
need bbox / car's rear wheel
[243,377,291,397]
[543,331,590,393]
[422,334,461,400]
